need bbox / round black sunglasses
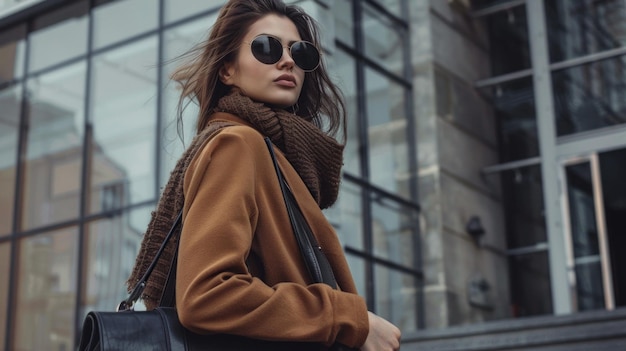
[246,35,321,72]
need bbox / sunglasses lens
[250,35,320,71]
[291,41,320,71]
[250,35,283,64]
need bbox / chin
[268,98,299,109]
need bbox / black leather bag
[78,138,357,351]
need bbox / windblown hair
[171,0,346,139]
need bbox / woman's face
[221,14,306,108]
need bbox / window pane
[81,206,151,316]
[371,0,402,18]
[546,0,626,63]
[565,162,600,258]
[371,194,416,267]
[23,63,86,230]
[344,255,367,298]
[161,15,217,187]
[0,85,21,235]
[326,180,363,250]
[362,3,405,76]
[28,2,88,73]
[164,0,222,24]
[93,0,157,50]
[14,228,78,351]
[0,242,9,347]
[485,77,538,162]
[374,266,417,333]
[482,5,531,76]
[473,0,523,11]
[553,55,626,137]
[333,49,360,175]
[599,148,626,308]
[334,0,354,47]
[501,165,547,249]
[89,37,158,214]
[0,25,26,83]
[509,251,553,317]
[575,261,605,311]
[365,67,409,197]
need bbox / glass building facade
[0,1,419,349]
[1,0,625,350]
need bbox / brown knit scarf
[126,90,344,309]
[214,90,344,208]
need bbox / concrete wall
[410,0,511,328]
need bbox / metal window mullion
[4,20,31,351]
[73,0,95,347]
[155,0,165,198]
[352,0,375,311]
[526,0,572,314]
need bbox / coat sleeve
[176,127,369,348]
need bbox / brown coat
[176,114,369,348]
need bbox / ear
[219,62,236,85]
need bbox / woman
[127,1,401,350]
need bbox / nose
[277,46,295,70]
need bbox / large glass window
[509,251,553,317]
[93,0,157,50]
[501,166,546,249]
[28,2,88,73]
[484,77,538,162]
[89,37,158,214]
[482,4,531,76]
[501,165,551,318]
[22,63,86,230]
[328,181,364,251]
[546,0,626,63]
[371,0,403,18]
[375,266,417,331]
[371,195,416,268]
[362,2,405,76]
[0,85,21,235]
[14,227,78,351]
[553,55,626,137]
[332,49,360,176]
[365,67,409,197]
[160,15,217,186]
[81,206,151,316]
[371,195,418,331]
[334,0,354,47]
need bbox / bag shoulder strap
[264,137,337,288]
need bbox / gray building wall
[410,0,510,328]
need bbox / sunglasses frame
[244,34,321,72]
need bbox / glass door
[561,147,626,311]
[561,154,614,311]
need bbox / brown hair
[171,0,346,139]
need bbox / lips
[274,74,296,87]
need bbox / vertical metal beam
[5,21,30,351]
[74,0,95,347]
[525,0,572,314]
[155,0,165,198]
[352,0,375,310]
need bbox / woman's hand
[361,311,401,351]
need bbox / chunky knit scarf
[127,90,344,309]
